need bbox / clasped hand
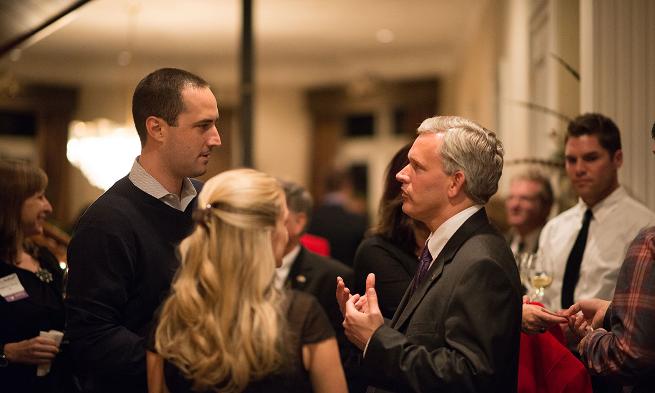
[336,273,384,351]
[4,336,59,365]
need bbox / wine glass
[515,252,533,295]
[527,252,552,302]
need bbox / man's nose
[44,198,53,214]
[208,126,221,147]
[396,165,410,183]
[574,160,586,175]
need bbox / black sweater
[65,176,199,393]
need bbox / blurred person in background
[277,181,353,364]
[564,123,655,393]
[0,159,70,393]
[308,168,368,267]
[505,170,553,255]
[148,169,347,393]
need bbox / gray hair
[417,116,504,204]
[280,180,313,218]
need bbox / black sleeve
[353,240,414,319]
[65,226,146,378]
[291,292,335,345]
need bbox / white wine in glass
[529,252,552,302]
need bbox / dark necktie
[517,239,526,253]
[561,208,593,308]
[410,245,433,296]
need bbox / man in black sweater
[65,68,221,393]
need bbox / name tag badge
[0,273,29,302]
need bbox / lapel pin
[296,275,307,284]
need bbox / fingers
[366,283,380,312]
[365,273,376,293]
[345,294,360,315]
[354,294,367,312]
[336,276,351,316]
[562,303,581,317]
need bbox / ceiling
[0,0,487,91]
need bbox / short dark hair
[132,68,209,146]
[281,180,313,232]
[566,113,621,155]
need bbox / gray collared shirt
[128,158,197,211]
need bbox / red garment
[299,233,331,257]
[518,329,592,393]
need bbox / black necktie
[561,208,593,308]
[410,245,433,296]
[517,239,526,253]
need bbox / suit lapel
[391,209,489,329]
[286,247,311,290]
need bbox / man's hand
[567,311,597,346]
[4,336,59,365]
[342,273,384,350]
[336,276,352,317]
[563,298,610,329]
[522,302,567,335]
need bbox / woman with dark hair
[0,160,68,393]
[353,143,430,319]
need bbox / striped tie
[410,245,433,296]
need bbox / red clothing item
[518,329,592,393]
[299,233,331,257]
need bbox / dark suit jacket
[286,246,353,361]
[353,235,418,319]
[363,209,522,393]
[307,203,367,267]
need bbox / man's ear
[296,212,308,234]
[145,116,165,144]
[447,171,466,198]
[612,148,623,169]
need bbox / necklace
[35,268,53,283]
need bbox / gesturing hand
[342,273,384,350]
[563,298,610,329]
[336,276,352,317]
[4,336,59,365]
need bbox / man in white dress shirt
[522,113,655,334]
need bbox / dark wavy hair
[373,142,427,255]
[0,159,48,264]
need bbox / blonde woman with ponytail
[147,169,347,393]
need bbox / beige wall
[254,87,311,186]
[64,83,311,224]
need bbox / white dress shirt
[128,157,197,211]
[425,205,483,268]
[538,187,655,310]
[275,245,301,290]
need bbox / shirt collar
[275,244,301,290]
[128,157,197,211]
[578,186,626,223]
[426,205,483,262]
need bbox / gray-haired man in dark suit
[337,116,522,393]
